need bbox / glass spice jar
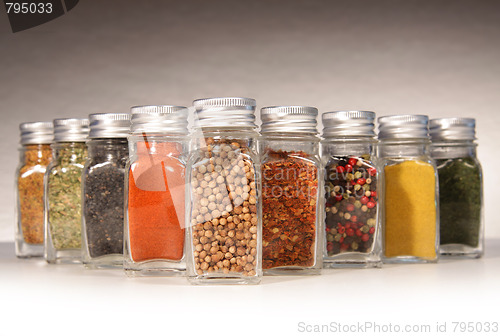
[45,118,89,264]
[260,106,322,275]
[124,105,189,276]
[430,118,483,258]
[378,115,439,264]
[15,121,53,258]
[322,111,382,268]
[82,113,130,269]
[187,97,262,285]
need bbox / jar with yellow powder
[378,115,439,263]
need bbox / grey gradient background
[1,0,499,241]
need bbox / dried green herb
[47,143,88,249]
[437,157,482,247]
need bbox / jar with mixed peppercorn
[82,113,130,269]
[322,111,381,268]
[260,106,322,275]
[186,97,262,285]
[430,118,483,258]
[45,118,89,264]
[16,121,53,258]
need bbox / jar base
[263,267,321,276]
[124,259,186,277]
[382,255,438,264]
[188,273,261,285]
[16,239,44,258]
[324,258,382,269]
[83,254,124,269]
[45,249,82,264]
[440,244,483,259]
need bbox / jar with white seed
[187,97,262,285]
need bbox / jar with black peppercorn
[82,113,130,269]
[322,111,381,268]
[430,118,483,258]
[186,97,262,285]
[45,118,89,264]
[16,121,53,258]
[260,106,322,275]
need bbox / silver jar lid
[130,105,188,134]
[53,118,89,142]
[429,118,476,141]
[193,97,256,128]
[88,113,130,139]
[260,106,318,134]
[378,114,429,139]
[19,121,54,145]
[322,111,375,137]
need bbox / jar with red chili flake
[322,111,381,268]
[260,106,322,275]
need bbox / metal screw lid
[53,118,89,142]
[193,97,256,129]
[19,121,54,145]
[322,111,375,137]
[88,113,130,139]
[130,105,188,134]
[260,106,318,134]
[429,118,476,141]
[378,114,429,140]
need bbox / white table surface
[1,240,499,336]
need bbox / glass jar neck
[430,140,477,159]
[129,134,186,156]
[322,136,376,157]
[52,142,87,163]
[21,144,52,165]
[87,138,128,159]
[261,133,319,155]
[378,138,431,158]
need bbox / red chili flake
[262,149,318,269]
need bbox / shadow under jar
[260,106,322,275]
[124,105,189,277]
[322,111,381,268]
[15,122,53,258]
[187,97,262,285]
[45,118,89,264]
[378,115,439,264]
[82,113,130,269]
[430,118,484,258]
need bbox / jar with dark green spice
[82,113,130,269]
[430,118,483,258]
[45,118,89,264]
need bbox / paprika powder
[124,105,188,276]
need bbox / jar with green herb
[430,118,483,258]
[45,118,89,264]
[15,121,53,258]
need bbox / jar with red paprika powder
[16,121,53,258]
[186,97,262,285]
[322,111,382,268]
[124,105,189,276]
[260,106,322,275]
